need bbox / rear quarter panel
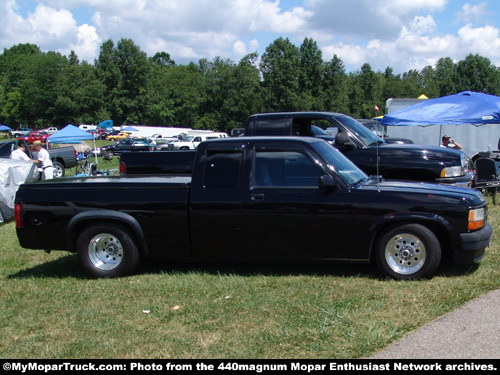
[15,176,191,259]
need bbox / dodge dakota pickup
[15,137,491,279]
[244,112,473,187]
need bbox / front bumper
[436,172,474,188]
[455,223,493,263]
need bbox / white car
[43,127,58,134]
[169,133,228,150]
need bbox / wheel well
[69,219,147,257]
[370,220,451,261]
[52,158,64,167]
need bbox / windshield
[183,136,194,142]
[311,125,328,136]
[334,115,384,147]
[312,141,367,186]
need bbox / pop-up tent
[122,126,139,132]
[47,124,97,164]
[382,91,500,126]
[381,91,500,157]
[0,125,11,132]
[47,124,94,143]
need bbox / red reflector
[119,162,125,175]
[15,203,22,228]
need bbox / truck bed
[120,150,195,175]
[16,175,192,257]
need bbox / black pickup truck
[15,137,491,280]
[244,112,473,187]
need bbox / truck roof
[203,136,325,146]
[248,111,344,118]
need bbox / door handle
[251,193,265,201]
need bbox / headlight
[440,166,464,178]
[468,207,486,230]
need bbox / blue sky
[1,0,499,73]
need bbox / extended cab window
[254,150,322,187]
[203,151,242,188]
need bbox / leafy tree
[260,37,300,111]
[456,54,499,94]
[150,52,175,67]
[298,38,323,110]
[322,54,349,113]
[434,57,458,96]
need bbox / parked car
[11,127,33,138]
[90,128,107,139]
[168,132,228,150]
[42,127,58,134]
[17,131,50,144]
[15,137,491,279]
[101,139,155,156]
[106,132,130,142]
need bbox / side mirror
[335,133,356,149]
[319,175,337,191]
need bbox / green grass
[1,197,499,359]
[64,140,120,177]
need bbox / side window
[254,150,322,187]
[193,137,202,142]
[203,151,242,189]
[255,118,285,135]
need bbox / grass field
[1,191,499,359]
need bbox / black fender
[368,212,454,258]
[67,210,149,257]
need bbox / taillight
[119,162,125,175]
[15,203,22,228]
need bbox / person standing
[441,135,462,151]
[10,142,37,163]
[32,140,54,180]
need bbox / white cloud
[304,0,447,40]
[458,2,488,23]
[69,24,101,62]
[1,0,500,74]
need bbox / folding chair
[474,158,500,205]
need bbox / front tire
[76,223,140,278]
[375,224,441,280]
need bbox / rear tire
[76,223,140,278]
[52,161,65,178]
[375,224,441,280]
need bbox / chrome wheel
[384,233,426,275]
[88,233,124,271]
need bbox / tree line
[1,37,499,132]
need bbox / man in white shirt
[441,135,463,151]
[10,142,32,161]
[33,140,54,180]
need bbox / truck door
[190,143,246,258]
[243,143,352,261]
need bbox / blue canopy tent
[47,124,94,143]
[0,125,11,132]
[47,124,97,165]
[381,91,500,126]
[381,91,500,157]
[122,126,139,132]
